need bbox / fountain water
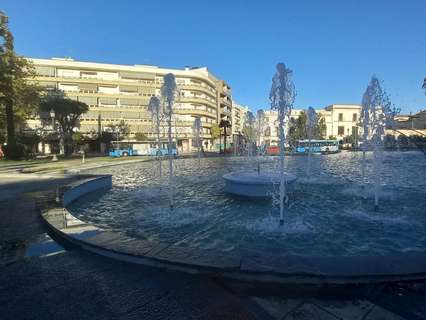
[193,116,202,167]
[148,96,163,177]
[270,63,296,226]
[306,107,317,178]
[256,109,267,174]
[360,76,398,211]
[161,73,177,209]
[244,111,256,158]
[223,64,297,201]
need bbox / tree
[288,111,307,146]
[40,93,89,155]
[242,111,256,143]
[219,119,231,153]
[0,11,41,159]
[134,132,147,141]
[105,120,130,142]
[316,116,327,139]
[211,123,220,140]
[423,77,426,94]
[72,132,85,149]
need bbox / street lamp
[50,110,58,161]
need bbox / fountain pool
[68,151,426,258]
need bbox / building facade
[259,104,362,146]
[320,104,361,139]
[28,57,233,153]
[231,102,249,136]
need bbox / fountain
[161,73,177,209]
[223,63,297,204]
[306,106,317,178]
[244,111,256,157]
[255,109,267,173]
[193,116,202,167]
[148,96,163,177]
[270,63,296,225]
[360,76,398,211]
[61,66,426,286]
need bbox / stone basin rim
[222,171,298,185]
[41,174,426,286]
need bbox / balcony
[174,108,216,119]
[179,97,217,109]
[181,84,216,98]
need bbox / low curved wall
[41,175,426,286]
[62,175,112,207]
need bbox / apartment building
[27,57,233,153]
[231,102,249,135]
[260,104,362,146]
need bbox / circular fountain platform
[51,154,426,285]
[223,171,297,197]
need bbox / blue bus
[295,140,339,154]
[109,148,134,157]
[148,142,178,156]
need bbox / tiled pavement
[1,174,426,319]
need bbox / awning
[35,66,55,77]
[78,83,98,91]
[120,85,138,92]
[78,96,98,105]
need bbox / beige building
[260,104,362,146]
[320,104,361,139]
[231,102,249,135]
[27,57,234,153]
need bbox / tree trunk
[224,127,227,153]
[5,98,17,159]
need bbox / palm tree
[219,119,231,153]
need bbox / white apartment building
[27,57,234,153]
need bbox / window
[338,113,343,121]
[338,126,345,135]
[352,113,357,122]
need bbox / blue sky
[3,0,426,113]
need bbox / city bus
[109,141,134,157]
[148,142,178,156]
[295,140,339,154]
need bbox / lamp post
[50,110,58,161]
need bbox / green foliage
[211,123,221,140]
[219,119,231,130]
[288,111,307,145]
[0,13,41,158]
[100,131,114,144]
[317,116,327,139]
[40,94,89,135]
[134,132,148,141]
[105,120,130,140]
[242,125,256,142]
[72,132,85,146]
[288,111,328,144]
[40,93,89,155]
[219,119,231,152]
